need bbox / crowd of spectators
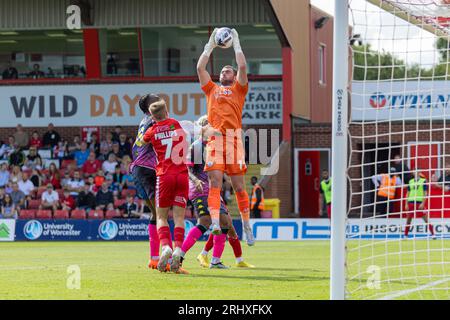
[2,63,86,80]
[0,123,157,220]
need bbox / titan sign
[352,80,450,121]
[0,82,282,127]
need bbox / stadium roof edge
[366,0,449,37]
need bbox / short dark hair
[139,94,162,115]
[222,65,237,75]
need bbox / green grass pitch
[0,241,448,300]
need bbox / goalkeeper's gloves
[203,28,218,57]
[231,28,242,53]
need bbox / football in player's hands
[214,27,233,49]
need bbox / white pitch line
[379,278,450,300]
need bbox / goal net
[333,0,450,300]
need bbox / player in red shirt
[143,97,189,273]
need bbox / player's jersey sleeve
[143,126,154,144]
[202,80,216,95]
[233,81,249,96]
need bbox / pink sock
[181,226,203,254]
[204,233,214,252]
[148,223,160,259]
[212,234,227,259]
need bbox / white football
[215,27,233,49]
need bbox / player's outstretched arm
[232,29,248,86]
[197,28,218,87]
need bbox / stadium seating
[121,189,136,198]
[71,209,86,219]
[54,210,70,219]
[61,160,76,170]
[36,187,47,199]
[19,210,36,219]
[114,199,126,208]
[105,210,120,219]
[28,199,41,210]
[88,210,105,219]
[36,210,52,219]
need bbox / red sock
[228,236,242,259]
[174,227,185,249]
[158,226,172,249]
[428,223,434,236]
[405,225,410,237]
[204,233,214,252]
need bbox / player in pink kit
[143,96,189,273]
[130,94,160,270]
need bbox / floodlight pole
[330,0,349,301]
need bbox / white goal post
[331,0,450,300]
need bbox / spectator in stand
[28,63,45,79]
[29,131,43,149]
[53,140,67,161]
[10,182,26,209]
[100,132,114,155]
[74,141,90,168]
[13,125,29,149]
[118,133,132,158]
[117,195,139,218]
[39,184,60,211]
[61,188,76,211]
[137,202,151,220]
[18,172,36,197]
[67,171,84,199]
[112,126,122,143]
[82,151,102,177]
[0,194,18,219]
[120,155,132,173]
[0,186,6,203]
[0,163,10,187]
[95,181,114,211]
[88,133,101,157]
[76,183,96,211]
[94,170,105,191]
[68,135,82,153]
[46,163,61,189]
[102,153,118,175]
[61,171,71,189]
[9,147,25,167]
[112,164,123,190]
[43,123,61,148]
[2,64,18,80]
[22,146,42,171]
[121,168,135,190]
[0,141,9,160]
[111,142,124,163]
[86,176,96,193]
[30,168,44,188]
[9,165,22,184]
[105,174,120,199]
[97,144,110,162]
[0,136,16,160]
